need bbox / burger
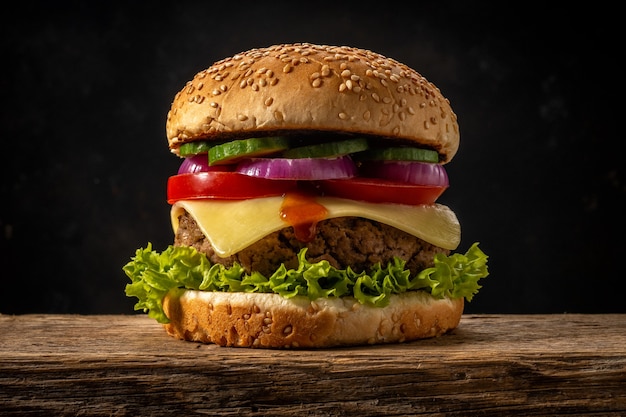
[123,43,489,348]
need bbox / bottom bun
[162,290,464,348]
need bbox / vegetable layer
[124,243,489,324]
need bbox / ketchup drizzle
[279,192,328,242]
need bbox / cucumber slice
[282,138,369,159]
[358,147,440,163]
[179,141,212,156]
[209,137,290,165]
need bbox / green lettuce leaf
[123,242,489,324]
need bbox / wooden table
[1,314,624,416]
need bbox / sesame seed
[340,69,351,78]
[338,112,348,120]
[371,93,380,102]
[363,110,371,121]
[210,102,218,108]
[424,120,430,129]
[321,65,330,76]
[312,78,322,88]
[339,83,347,92]
[259,78,267,87]
[197,82,204,90]
[392,126,400,135]
[270,78,279,86]
[264,97,274,106]
[212,89,221,96]
[252,84,259,91]
[345,80,353,90]
[274,110,284,121]
[283,64,292,73]
[430,116,437,124]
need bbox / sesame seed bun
[162,290,463,348]
[166,43,460,163]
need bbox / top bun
[166,43,460,163]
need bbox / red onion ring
[359,160,449,186]
[236,156,357,180]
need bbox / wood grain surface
[1,314,624,416]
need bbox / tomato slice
[314,178,447,205]
[167,172,298,203]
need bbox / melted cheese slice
[171,197,461,258]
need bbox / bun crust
[162,290,463,348]
[166,43,460,163]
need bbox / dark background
[2,3,623,315]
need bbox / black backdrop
[2,3,623,315]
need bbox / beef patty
[174,211,449,277]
